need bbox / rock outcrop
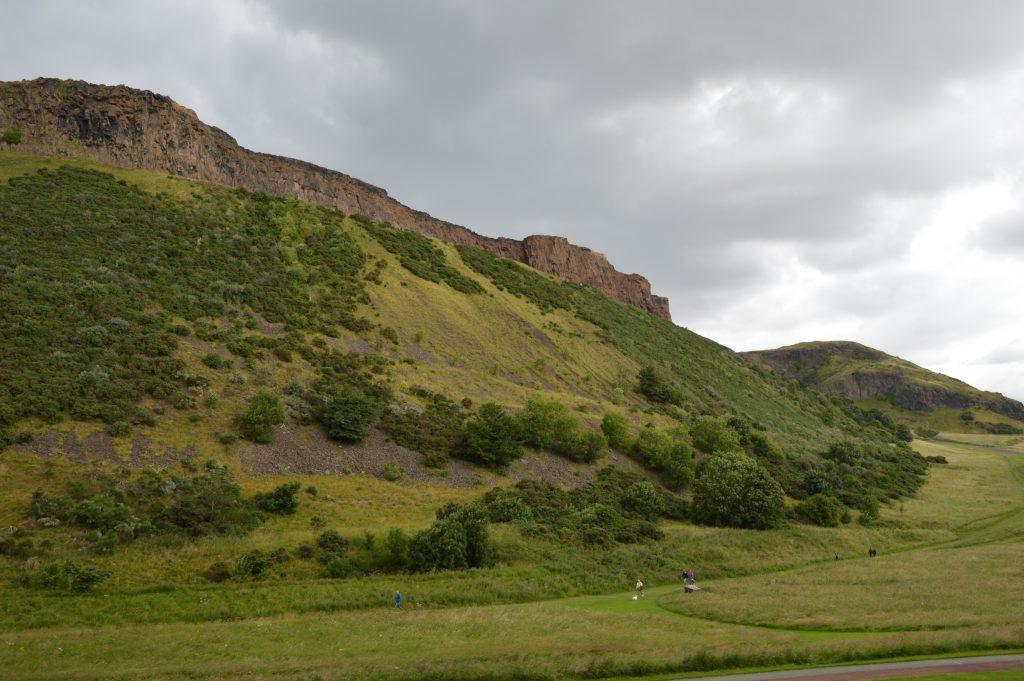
[0,78,670,319]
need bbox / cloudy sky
[4,0,1024,400]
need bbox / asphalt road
[673,653,1024,681]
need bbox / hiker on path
[395,590,403,610]
[635,578,644,598]
[687,569,695,584]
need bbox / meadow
[1,436,1022,680]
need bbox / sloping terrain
[744,341,1024,433]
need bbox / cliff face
[0,78,670,319]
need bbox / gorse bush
[459,402,525,468]
[378,392,466,467]
[23,560,110,592]
[239,391,285,443]
[601,412,632,450]
[254,481,301,515]
[1,125,21,144]
[322,391,383,442]
[795,493,849,527]
[637,365,682,405]
[27,461,263,548]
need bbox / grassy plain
[1,438,1023,680]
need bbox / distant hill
[743,341,1024,428]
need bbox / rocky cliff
[744,341,1024,420]
[0,78,670,319]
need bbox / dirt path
[672,653,1024,681]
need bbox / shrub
[379,395,465,466]
[381,326,400,344]
[235,550,273,579]
[322,391,382,442]
[254,481,301,514]
[517,398,577,450]
[382,528,410,570]
[925,455,949,464]
[637,365,681,405]
[689,416,742,454]
[795,494,849,527]
[690,452,785,530]
[324,556,352,578]
[2,125,22,145]
[316,529,348,557]
[555,428,608,463]
[620,481,666,521]
[631,427,695,491]
[202,352,226,369]
[480,488,533,523]
[24,560,110,592]
[408,503,489,572]
[204,561,233,582]
[601,412,632,450]
[459,403,524,469]
[239,391,284,443]
[382,458,405,481]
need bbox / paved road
[673,654,1024,681]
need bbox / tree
[255,481,301,515]
[620,481,666,521]
[460,403,524,468]
[690,451,785,530]
[1,126,21,145]
[239,391,284,443]
[408,503,489,571]
[322,391,381,442]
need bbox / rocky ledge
[0,78,670,319]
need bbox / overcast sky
[4,0,1024,400]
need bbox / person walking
[395,590,403,610]
[635,578,644,598]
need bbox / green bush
[322,391,382,442]
[202,352,226,369]
[630,427,694,491]
[408,503,489,572]
[601,412,632,450]
[2,125,21,145]
[689,416,742,454]
[381,458,405,481]
[795,493,849,527]
[459,403,525,469]
[316,529,348,557]
[620,481,666,521]
[690,452,785,530]
[324,556,352,578]
[637,365,681,405]
[378,394,465,466]
[239,391,284,443]
[381,528,410,570]
[24,560,110,592]
[254,481,301,515]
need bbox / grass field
[1,437,1022,680]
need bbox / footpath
[673,653,1024,681]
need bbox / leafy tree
[689,416,742,454]
[239,391,284,443]
[1,125,21,145]
[601,412,632,450]
[322,391,382,442]
[516,398,577,449]
[690,452,785,530]
[460,403,524,468]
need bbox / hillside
[0,77,669,318]
[744,340,1024,432]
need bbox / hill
[743,340,1024,433]
[0,77,669,318]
